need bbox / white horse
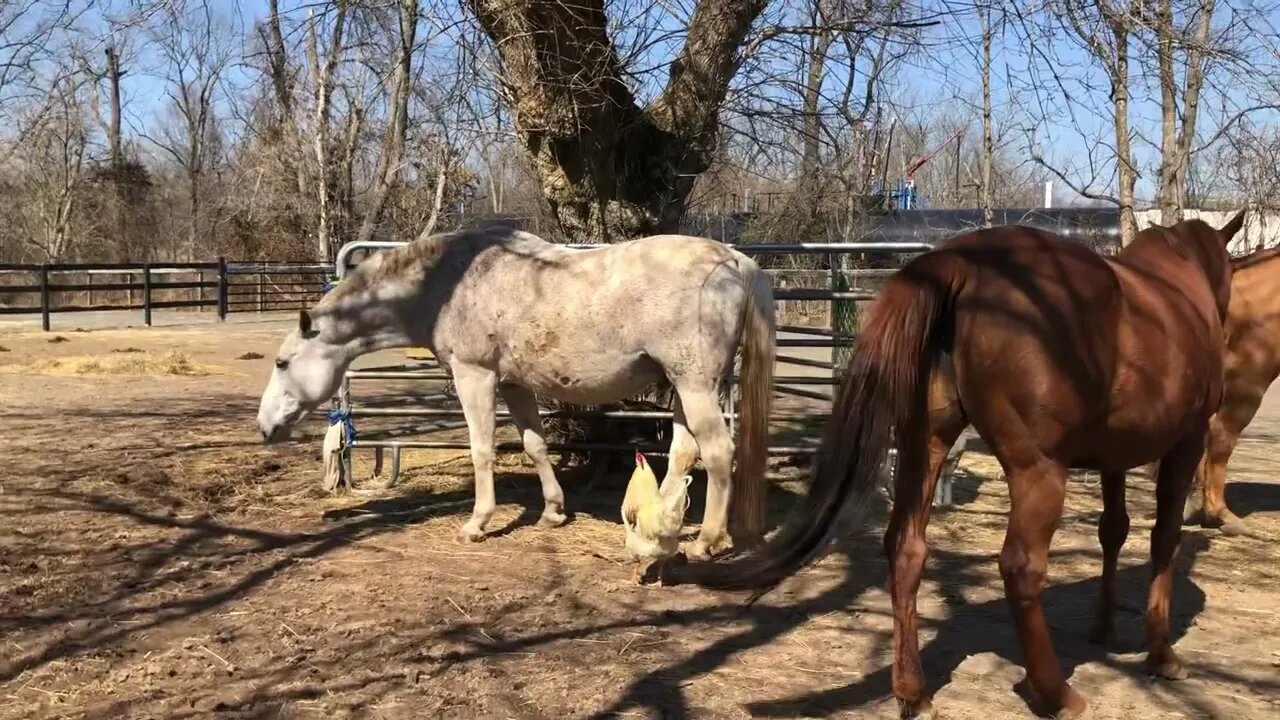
[256,226,775,558]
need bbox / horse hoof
[457,525,487,543]
[538,511,567,528]
[1053,688,1090,720]
[1146,652,1189,680]
[686,536,732,561]
[897,697,937,720]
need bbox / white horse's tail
[731,256,776,541]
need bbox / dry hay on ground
[1,350,226,377]
[1,322,1278,719]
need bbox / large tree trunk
[469,0,768,241]
[103,46,128,254]
[104,47,123,169]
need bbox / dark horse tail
[697,260,955,595]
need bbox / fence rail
[0,248,907,331]
[0,260,332,330]
[322,238,940,503]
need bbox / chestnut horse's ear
[299,309,313,336]
[1221,210,1247,244]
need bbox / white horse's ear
[299,310,314,336]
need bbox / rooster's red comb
[635,451,645,466]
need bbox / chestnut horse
[699,213,1245,718]
[1184,245,1280,535]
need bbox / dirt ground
[1,321,1278,720]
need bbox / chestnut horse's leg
[1188,402,1256,535]
[1146,430,1205,680]
[1000,461,1087,719]
[1090,470,1129,645]
[886,371,966,719]
[885,422,961,718]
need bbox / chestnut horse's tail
[697,263,953,594]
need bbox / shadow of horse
[1225,481,1280,519]
[734,532,1264,719]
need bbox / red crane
[905,127,965,184]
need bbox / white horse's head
[257,310,351,443]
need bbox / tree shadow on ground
[0,477,478,684]
[741,532,1274,719]
[5,458,1272,720]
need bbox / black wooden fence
[0,260,331,331]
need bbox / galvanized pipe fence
[325,239,944,505]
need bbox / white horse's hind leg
[453,362,498,542]
[661,396,699,494]
[678,385,735,560]
[500,384,567,527]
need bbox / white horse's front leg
[500,384,567,527]
[661,396,699,492]
[453,362,497,542]
[676,386,735,560]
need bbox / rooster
[621,452,692,587]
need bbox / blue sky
[46,0,1280,207]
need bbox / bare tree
[145,2,232,259]
[304,1,348,260]
[1036,0,1141,243]
[354,0,420,245]
[15,70,91,261]
[1152,0,1215,223]
[258,0,307,200]
[979,1,994,226]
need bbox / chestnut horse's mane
[1231,245,1280,271]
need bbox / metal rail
[325,236,954,507]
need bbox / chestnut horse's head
[1164,210,1247,320]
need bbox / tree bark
[1104,2,1138,245]
[104,46,123,170]
[306,2,347,261]
[1055,1,1139,244]
[263,0,308,200]
[979,4,994,227]
[801,1,835,178]
[415,159,451,242]
[1156,0,1216,224]
[355,0,419,245]
[469,0,768,241]
[102,45,128,254]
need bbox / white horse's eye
[275,358,289,370]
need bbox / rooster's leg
[631,561,642,586]
[655,559,666,588]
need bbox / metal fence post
[257,272,265,312]
[142,263,153,327]
[217,257,228,321]
[39,265,51,332]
